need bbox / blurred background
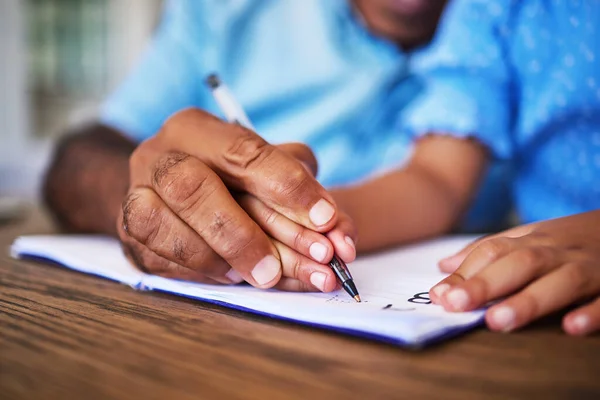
[0,0,162,210]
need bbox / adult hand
[118,108,355,291]
[430,211,600,336]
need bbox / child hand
[429,211,600,336]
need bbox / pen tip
[354,295,361,303]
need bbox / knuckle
[268,163,311,199]
[121,192,140,234]
[563,262,591,292]
[204,211,234,240]
[292,229,304,251]
[121,191,163,245]
[222,133,271,171]
[152,154,217,215]
[171,237,200,266]
[218,223,256,260]
[529,231,557,248]
[515,247,546,269]
[477,240,508,262]
[288,253,302,280]
[469,276,491,300]
[263,207,279,227]
[152,152,191,190]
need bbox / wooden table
[1,209,599,400]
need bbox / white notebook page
[11,235,485,347]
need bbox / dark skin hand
[45,109,356,292]
[43,124,134,235]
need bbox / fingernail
[445,288,470,311]
[572,314,590,334]
[491,306,516,331]
[225,268,244,284]
[310,272,327,291]
[432,283,450,299]
[309,242,328,263]
[251,255,280,286]
[309,199,335,227]
[344,236,356,251]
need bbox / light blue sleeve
[100,0,214,142]
[404,0,515,159]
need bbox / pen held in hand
[205,73,361,302]
[329,254,361,302]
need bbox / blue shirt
[405,0,600,224]
[101,0,512,230]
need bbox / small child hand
[430,211,600,336]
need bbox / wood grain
[1,209,599,400]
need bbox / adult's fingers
[238,194,335,264]
[273,278,318,292]
[120,188,237,283]
[120,230,222,285]
[272,240,337,292]
[144,152,283,288]
[158,109,338,232]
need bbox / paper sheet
[11,235,485,347]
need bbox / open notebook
[11,235,485,348]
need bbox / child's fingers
[430,276,462,304]
[563,297,600,336]
[431,236,527,303]
[438,225,536,273]
[441,246,560,311]
[429,237,521,304]
[438,245,561,312]
[448,236,540,280]
[438,239,483,272]
[485,261,600,332]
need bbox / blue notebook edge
[14,251,485,349]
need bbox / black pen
[329,254,361,302]
[205,73,361,302]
